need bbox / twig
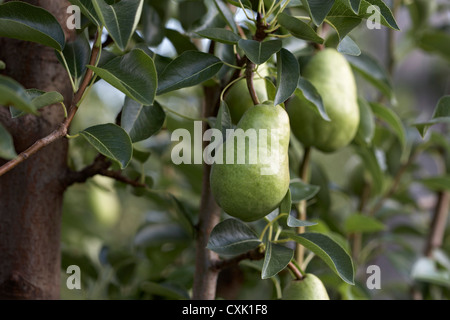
[245,61,260,105]
[424,191,450,257]
[0,30,102,177]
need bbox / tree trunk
[0,0,73,299]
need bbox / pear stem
[288,261,304,281]
[245,61,260,105]
[296,146,312,268]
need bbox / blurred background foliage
[60,0,449,300]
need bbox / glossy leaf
[121,97,166,143]
[289,179,320,203]
[355,97,375,145]
[195,28,241,45]
[279,189,292,215]
[213,100,233,143]
[0,75,37,115]
[274,48,300,106]
[344,0,362,13]
[277,13,324,44]
[337,36,361,56]
[56,34,91,90]
[213,0,238,33]
[0,1,65,51]
[418,30,450,62]
[370,102,406,150]
[413,96,450,137]
[344,213,385,233]
[10,89,64,118]
[261,242,293,279]
[301,0,336,26]
[0,123,17,160]
[92,0,144,51]
[88,49,157,106]
[346,52,394,102]
[238,39,283,65]
[79,123,133,169]
[420,176,450,192]
[289,232,354,284]
[207,219,261,256]
[157,51,223,95]
[69,0,101,26]
[294,78,330,121]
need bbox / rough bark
[0,0,74,299]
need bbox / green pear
[287,48,360,153]
[225,64,269,124]
[282,274,330,300]
[210,101,290,222]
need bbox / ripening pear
[282,274,330,300]
[210,101,290,222]
[287,48,360,153]
[225,64,269,124]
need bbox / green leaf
[121,97,166,143]
[213,100,233,142]
[370,102,406,150]
[346,52,394,102]
[301,0,336,26]
[287,215,318,228]
[279,189,292,215]
[92,0,144,51]
[79,123,133,169]
[261,242,294,279]
[56,33,91,90]
[413,96,450,137]
[0,1,65,51]
[157,51,223,95]
[0,60,5,70]
[195,28,241,45]
[69,0,101,26]
[169,194,195,238]
[88,49,157,106]
[0,123,17,160]
[337,36,361,56]
[238,39,283,65]
[277,13,324,44]
[294,78,330,121]
[355,146,384,195]
[178,0,207,31]
[289,179,320,203]
[0,75,37,115]
[274,49,300,106]
[213,0,238,33]
[289,232,354,284]
[344,213,385,233]
[344,0,362,13]
[165,28,198,54]
[10,89,64,118]
[355,97,375,145]
[207,219,262,256]
[420,175,450,192]
[361,0,400,30]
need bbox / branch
[0,30,102,177]
[424,191,450,257]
